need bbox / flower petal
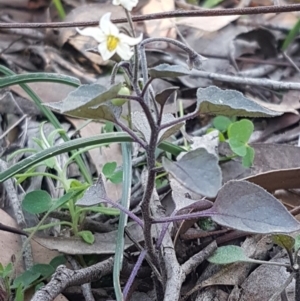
[116,0,138,11]
[116,42,134,60]
[100,12,119,36]
[98,42,115,60]
[119,33,143,46]
[76,27,106,43]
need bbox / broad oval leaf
[31,264,55,278]
[272,234,295,252]
[208,246,249,264]
[211,180,300,234]
[155,86,179,107]
[162,148,222,198]
[22,190,52,214]
[57,101,121,122]
[46,83,122,121]
[197,86,282,117]
[132,112,184,144]
[76,174,107,207]
[148,64,191,78]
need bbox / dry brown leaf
[239,255,293,301]
[246,94,299,115]
[245,168,300,191]
[176,15,240,32]
[274,189,300,210]
[142,0,176,39]
[34,223,145,255]
[194,236,270,291]
[176,0,250,32]
[221,143,300,183]
[252,114,300,143]
[0,210,66,301]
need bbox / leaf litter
[2,0,300,300]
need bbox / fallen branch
[31,257,114,301]
[0,4,299,29]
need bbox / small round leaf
[208,246,248,264]
[22,190,52,214]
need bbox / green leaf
[213,116,232,132]
[31,264,55,278]
[229,140,247,156]
[109,170,123,184]
[22,190,52,214]
[12,270,40,289]
[0,73,80,89]
[211,180,300,234]
[50,191,76,212]
[162,148,222,198]
[86,206,120,215]
[50,255,66,269]
[197,86,282,117]
[53,0,66,19]
[102,162,117,177]
[228,119,254,157]
[208,245,249,264]
[272,234,295,252]
[78,230,95,244]
[228,119,254,143]
[15,284,24,301]
[295,235,300,253]
[0,132,185,182]
[45,83,122,121]
[148,64,191,78]
[242,146,255,167]
[282,18,300,51]
[203,0,224,8]
[0,64,92,185]
[2,262,12,278]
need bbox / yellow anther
[107,35,119,51]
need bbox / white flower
[112,0,138,11]
[77,13,142,61]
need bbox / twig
[1,5,300,28]
[67,256,95,301]
[181,241,217,278]
[0,160,33,270]
[150,188,182,301]
[31,257,114,301]
[189,69,300,90]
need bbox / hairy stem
[140,127,162,283]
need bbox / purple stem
[123,250,147,300]
[99,196,144,228]
[152,208,218,224]
[156,210,177,248]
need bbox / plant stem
[295,255,300,301]
[140,127,161,280]
[114,120,147,149]
[124,8,139,87]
